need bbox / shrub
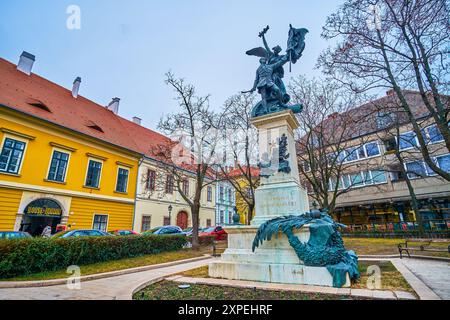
[186,235,216,246]
[0,234,186,279]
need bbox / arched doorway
[176,211,188,230]
[20,199,62,236]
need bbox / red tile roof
[0,57,143,153]
[116,116,172,157]
[227,166,260,178]
[0,56,215,179]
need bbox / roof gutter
[0,103,144,159]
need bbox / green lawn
[4,248,209,282]
[133,280,364,300]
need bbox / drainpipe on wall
[132,156,145,231]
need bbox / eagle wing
[245,47,268,58]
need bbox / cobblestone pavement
[0,258,214,300]
[400,258,450,300]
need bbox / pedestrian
[41,224,52,238]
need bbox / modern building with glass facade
[300,90,450,232]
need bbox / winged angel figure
[243,25,308,117]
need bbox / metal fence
[341,219,450,238]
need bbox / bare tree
[155,72,223,248]
[319,0,450,180]
[217,93,259,224]
[372,101,427,235]
[292,75,374,213]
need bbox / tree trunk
[394,152,425,237]
[247,202,255,225]
[191,201,201,250]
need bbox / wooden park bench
[398,239,450,258]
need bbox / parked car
[0,231,32,240]
[199,226,227,241]
[52,229,112,238]
[110,229,140,236]
[182,227,207,236]
[143,225,186,236]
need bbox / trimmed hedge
[0,234,186,279]
[187,235,216,246]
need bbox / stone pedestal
[208,225,350,287]
[250,110,309,226]
[208,110,345,287]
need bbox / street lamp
[168,204,173,225]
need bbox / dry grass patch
[133,280,363,300]
[179,261,415,294]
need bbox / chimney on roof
[132,116,142,125]
[17,51,35,75]
[72,77,81,98]
[386,89,395,96]
[107,97,120,114]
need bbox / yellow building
[0,53,142,236]
[228,167,259,224]
[114,98,217,232]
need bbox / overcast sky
[0,0,343,130]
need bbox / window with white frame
[146,169,156,191]
[302,161,311,172]
[220,210,224,224]
[365,142,380,157]
[344,146,358,162]
[404,154,449,179]
[350,172,364,187]
[92,214,108,232]
[356,145,366,159]
[47,150,69,182]
[207,186,213,202]
[370,170,387,184]
[141,215,151,232]
[165,174,174,194]
[329,170,387,191]
[376,111,395,129]
[436,154,450,173]
[115,167,129,193]
[399,131,418,150]
[0,138,26,174]
[405,161,427,179]
[341,141,380,163]
[219,186,224,201]
[423,124,444,144]
[182,179,189,195]
[85,159,102,188]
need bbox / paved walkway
[0,257,447,300]
[0,258,214,300]
[399,258,450,300]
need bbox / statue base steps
[208,225,350,288]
